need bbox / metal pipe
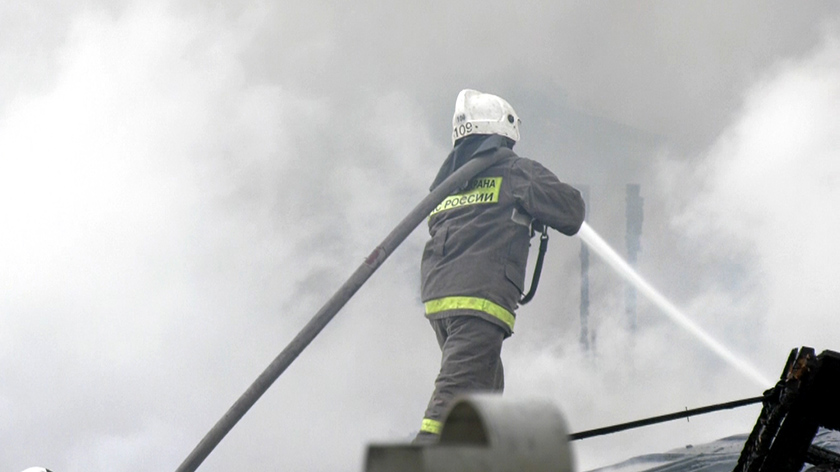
[577,185,591,352]
[174,151,510,472]
[569,396,764,441]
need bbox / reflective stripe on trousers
[424,296,515,332]
[420,418,442,435]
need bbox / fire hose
[173,149,515,472]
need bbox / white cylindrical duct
[365,395,574,472]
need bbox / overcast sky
[3,1,840,471]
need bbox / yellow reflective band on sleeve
[420,418,443,435]
[430,177,502,217]
[424,296,515,331]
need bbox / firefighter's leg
[414,315,505,444]
[494,354,504,392]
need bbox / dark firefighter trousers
[416,315,505,442]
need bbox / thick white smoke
[4,2,840,472]
[0,1,454,470]
[504,25,840,471]
[670,27,840,368]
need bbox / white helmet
[20,468,53,472]
[451,89,521,145]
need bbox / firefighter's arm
[510,158,585,236]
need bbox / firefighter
[414,89,585,444]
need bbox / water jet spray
[576,222,771,388]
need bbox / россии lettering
[430,177,502,217]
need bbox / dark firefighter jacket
[420,135,585,336]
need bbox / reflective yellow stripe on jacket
[424,296,515,332]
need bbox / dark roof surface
[586,429,840,472]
